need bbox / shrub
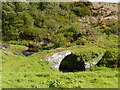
[52,33,67,48]
[97,48,118,68]
[75,38,87,45]
[72,47,104,62]
[73,7,91,17]
[108,10,116,16]
[106,20,118,34]
[22,41,39,52]
[74,2,92,7]
[74,2,86,7]
[7,41,22,45]
[58,23,85,43]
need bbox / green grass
[94,34,118,49]
[1,1,119,88]
[2,68,118,88]
[2,49,58,73]
[1,33,119,88]
[10,44,28,56]
[2,44,119,88]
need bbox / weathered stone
[86,52,105,68]
[85,61,99,68]
[45,51,72,69]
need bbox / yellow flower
[66,42,70,47]
[102,25,106,28]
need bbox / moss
[72,47,104,62]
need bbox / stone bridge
[45,50,104,72]
[45,51,72,69]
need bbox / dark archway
[59,54,86,72]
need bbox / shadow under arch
[59,54,86,73]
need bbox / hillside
[1,1,119,88]
[2,1,118,48]
[2,45,119,88]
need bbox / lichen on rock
[45,51,72,69]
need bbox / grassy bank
[1,44,119,88]
[2,68,118,88]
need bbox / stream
[21,50,37,56]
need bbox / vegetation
[1,1,119,88]
[2,2,93,49]
[97,48,118,68]
[1,47,119,88]
[2,68,118,88]
[72,47,104,62]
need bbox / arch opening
[59,54,86,73]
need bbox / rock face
[45,51,72,69]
